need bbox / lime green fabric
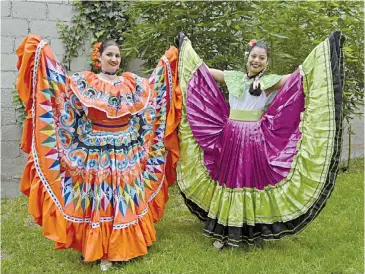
[260,74,283,91]
[178,37,336,226]
[229,109,263,121]
[223,70,245,98]
[223,70,282,98]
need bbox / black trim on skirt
[180,31,346,246]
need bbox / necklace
[101,70,117,76]
[246,72,259,79]
[100,70,118,81]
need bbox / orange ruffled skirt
[16,35,182,262]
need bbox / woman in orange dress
[16,35,181,270]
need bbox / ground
[1,159,363,274]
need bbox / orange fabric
[69,71,150,119]
[16,35,55,154]
[88,108,131,132]
[162,47,182,186]
[20,114,32,153]
[22,154,158,261]
[16,34,182,262]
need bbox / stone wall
[1,0,82,184]
[1,0,364,192]
[342,115,364,161]
[1,0,144,188]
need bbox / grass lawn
[1,159,363,274]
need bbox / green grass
[2,159,364,274]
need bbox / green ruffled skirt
[177,31,346,246]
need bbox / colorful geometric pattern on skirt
[16,35,181,261]
[34,48,167,225]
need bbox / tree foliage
[11,85,26,126]
[122,1,364,122]
[13,1,363,127]
[57,0,130,72]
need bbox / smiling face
[247,46,268,76]
[99,45,121,73]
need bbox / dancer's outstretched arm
[265,73,291,94]
[208,68,225,83]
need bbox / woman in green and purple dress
[177,31,345,249]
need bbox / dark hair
[99,40,120,55]
[248,41,270,59]
[247,41,270,96]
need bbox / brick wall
[0,0,146,185]
[1,0,83,183]
[1,0,364,186]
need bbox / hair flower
[91,42,102,69]
[248,39,257,47]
